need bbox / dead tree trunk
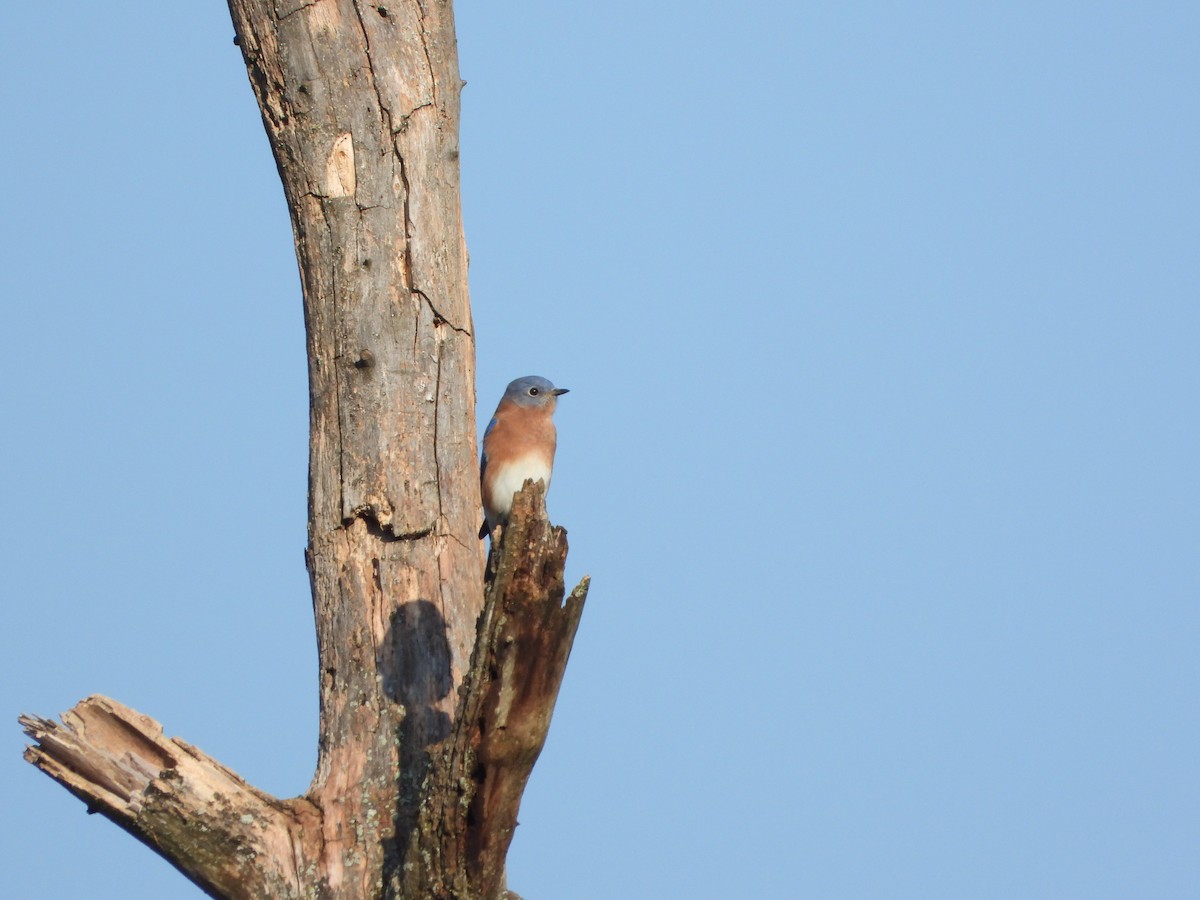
[20,3,587,898]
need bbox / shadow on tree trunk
[397,481,589,898]
[20,483,587,899]
[21,1,590,895]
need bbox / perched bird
[479,375,569,538]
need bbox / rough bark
[401,483,588,899]
[23,482,587,898]
[225,1,484,893]
[21,2,588,897]
[20,698,320,899]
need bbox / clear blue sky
[3,3,1197,897]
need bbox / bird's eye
[529,387,539,396]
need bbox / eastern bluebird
[479,376,569,538]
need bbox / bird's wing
[479,416,498,482]
[478,416,499,539]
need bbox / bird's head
[502,375,569,409]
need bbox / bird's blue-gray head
[502,375,569,409]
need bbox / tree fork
[22,484,587,898]
[21,2,588,897]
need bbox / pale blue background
[3,3,1198,898]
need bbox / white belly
[490,455,553,522]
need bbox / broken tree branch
[399,481,589,899]
[21,486,587,899]
[21,3,589,896]
[20,696,319,899]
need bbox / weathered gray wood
[226,2,484,893]
[398,482,589,899]
[21,697,320,899]
[21,4,587,897]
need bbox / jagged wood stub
[21,487,587,899]
[20,2,589,898]
[399,481,589,900]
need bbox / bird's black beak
[552,388,569,396]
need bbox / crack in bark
[350,0,430,346]
[432,344,448,623]
[350,2,398,165]
[276,0,323,20]
[393,102,433,133]
[395,145,416,293]
[348,505,435,542]
[412,0,438,109]
[442,530,470,554]
[349,0,413,304]
[415,288,471,336]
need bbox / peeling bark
[400,483,589,899]
[21,3,588,898]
